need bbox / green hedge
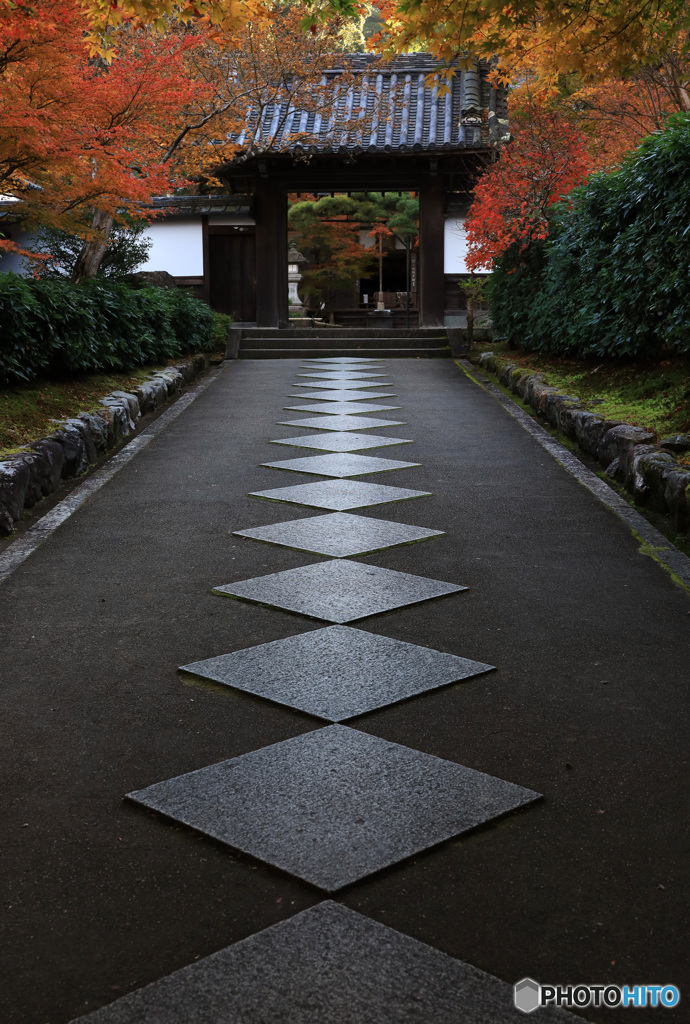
[0,275,229,385]
[490,112,690,359]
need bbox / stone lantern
[287,241,307,312]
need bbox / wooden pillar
[419,177,446,327]
[201,214,210,305]
[255,177,288,328]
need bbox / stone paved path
[1,359,688,1023]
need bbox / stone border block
[0,355,210,536]
[476,352,690,534]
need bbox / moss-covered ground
[464,347,690,556]
[470,343,690,464]
[1,363,198,457]
[0,334,231,457]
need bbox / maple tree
[0,3,205,270]
[0,0,365,275]
[374,0,690,90]
[560,36,690,170]
[169,4,367,179]
[464,96,594,271]
[288,195,377,315]
[288,191,418,315]
[54,0,258,60]
[71,0,690,85]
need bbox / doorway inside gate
[287,191,420,327]
[208,226,256,323]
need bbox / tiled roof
[233,53,508,157]
[150,195,251,215]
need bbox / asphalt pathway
[1,358,688,1023]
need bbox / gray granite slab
[302,356,384,364]
[234,513,444,557]
[284,402,403,415]
[250,479,430,510]
[294,381,392,391]
[261,453,421,477]
[127,726,541,891]
[278,415,405,432]
[269,433,413,453]
[70,901,581,1023]
[296,372,389,381]
[180,625,494,721]
[213,559,467,623]
[300,364,386,372]
[288,390,397,402]
[298,365,386,371]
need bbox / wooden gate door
[208,229,256,322]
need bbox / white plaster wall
[0,217,207,277]
[444,216,490,274]
[0,228,37,275]
[444,217,468,274]
[139,218,203,276]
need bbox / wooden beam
[218,153,485,196]
[419,177,445,328]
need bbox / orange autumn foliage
[0,0,362,270]
[373,0,690,88]
[0,2,207,256]
[170,4,368,179]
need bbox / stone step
[240,347,451,359]
[239,336,447,349]
[229,326,451,359]
[243,328,446,339]
[241,341,448,351]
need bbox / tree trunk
[71,209,113,282]
[466,293,474,349]
[680,81,690,111]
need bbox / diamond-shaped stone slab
[234,512,444,557]
[295,380,392,390]
[296,372,389,381]
[302,356,384,364]
[213,559,466,623]
[278,415,405,432]
[261,453,421,477]
[288,390,397,402]
[69,901,580,1024]
[250,479,430,510]
[269,433,413,453]
[180,625,494,721]
[285,402,403,415]
[300,364,386,373]
[127,726,540,891]
[298,365,387,371]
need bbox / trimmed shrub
[0,276,223,384]
[490,112,690,359]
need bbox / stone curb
[0,354,209,536]
[476,352,690,536]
